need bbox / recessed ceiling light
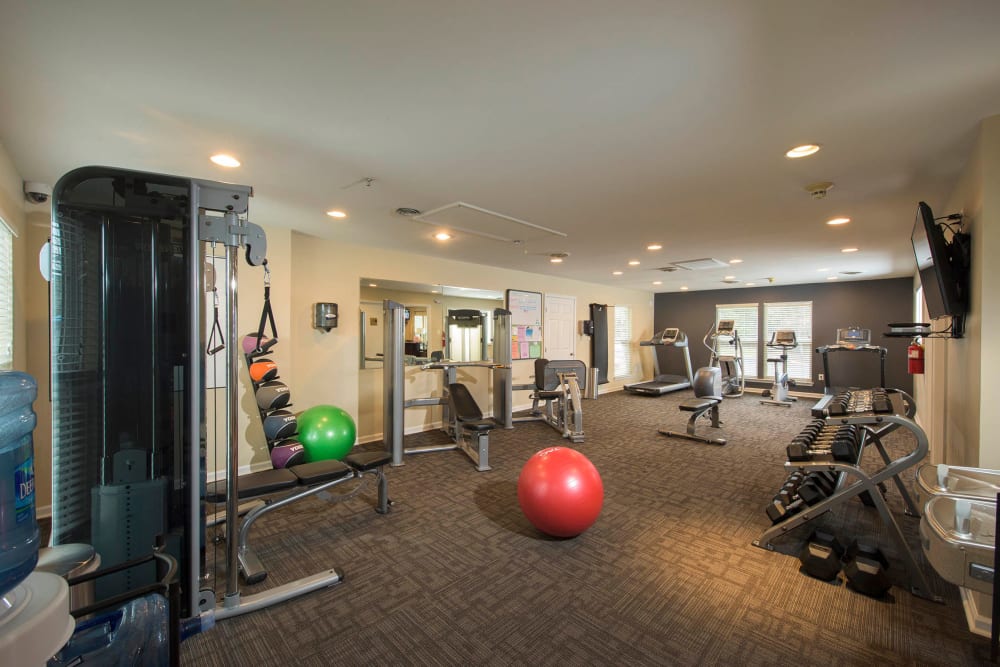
[729,258,743,264]
[652,280,662,285]
[628,260,640,266]
[368,283,377,287]
[326,210,347,218]
[724,275,736,280]
[841,247,859,253]
[550,257,563,263]
[817,267,829,272]
[434,232,452,241]
[785,144,821,158]
[612,271,623,276]
[827,217,851,226]
[647,243,663,251]
[210,154,241,168]
[827,276,839,280]
[746,282,756,286]
[680,286,689,291]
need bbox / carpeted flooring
[183,389,991,666]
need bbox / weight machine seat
[679,397,721,412]
[344,451,392,471]
[535,389,564,400]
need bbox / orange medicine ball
[250,360,278,383]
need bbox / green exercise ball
[297,405,356,462]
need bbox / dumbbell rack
[753,388,941,602]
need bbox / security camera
[23,181,52,205]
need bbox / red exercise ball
[517,447,604,538]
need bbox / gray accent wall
[652,278,915,394]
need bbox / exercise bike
[704,319,744,398]
[760,330,797,407]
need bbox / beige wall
[921,114,1000,468]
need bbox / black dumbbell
[843,540,891,597]
[766,497,805,524]
[799,530,845,581]
[830,439,859,462]
[797,478,830,505]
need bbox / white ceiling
[2,1,999,292]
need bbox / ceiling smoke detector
[804,181,834,199]
[395,207,421,216]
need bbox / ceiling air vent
[840,271,863,275]
[669,258,730,271]
[656,266,680,272]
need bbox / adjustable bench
[206,450,391,584]
[658,396,727,446]
[447,382,495,471]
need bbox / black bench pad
[344,451,392,471]
[459,419,494,433]
[289,459,353,485]
[680,398,720,412]
[206,468,298,502]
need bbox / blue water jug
[0,371,40,598]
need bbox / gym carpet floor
[183,390,988,665]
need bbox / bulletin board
[506,289,543,359]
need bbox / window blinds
[763,301,813,381]
[613,306,632,380]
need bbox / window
[0,219,12,370]
[715,303,758,378]
[763,301,812,381]
[613,306,632,380]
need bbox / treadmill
[624,328,694,396]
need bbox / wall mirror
[359,279,504,369]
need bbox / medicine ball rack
[753,387,942,602]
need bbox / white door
[544,294,576,360]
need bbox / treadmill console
[716,320,735,336]
[660,328,679,343]
[836,326,871,348]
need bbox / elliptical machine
[760,330,797,407]
[704,319,744,398]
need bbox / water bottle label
[14,457,35,524]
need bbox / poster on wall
[506,289,543,359]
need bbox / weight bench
[447,382,495,471]
[658,396,727,446]
[206,450,391,584]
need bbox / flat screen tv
[911,201,967,320]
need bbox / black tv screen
[912,201,964,319]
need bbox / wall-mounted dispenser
[313,302,338,332]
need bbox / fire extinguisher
[907,340,924,374]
